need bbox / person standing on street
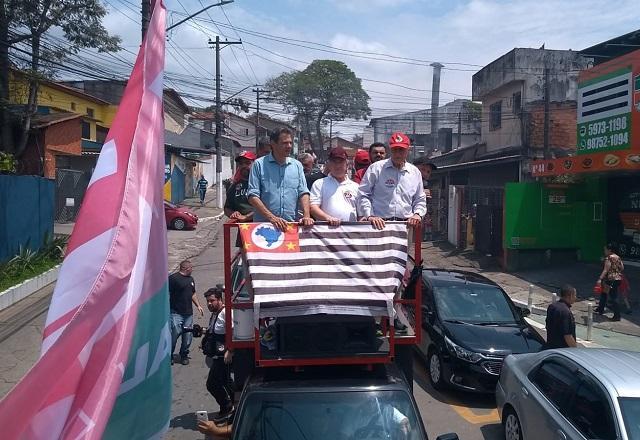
[543,285,577,349]
[247,127,314,232]
[353,142,386,184]
[203,286,235,423]
[224,151,256,222]
[357,132,426,230]
[169,259,204,365]
[310,146,359,225]
[597,242,624,321]
[197,174,208,206]
[413,156,438,241]
[298,152,326,190]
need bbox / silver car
[496,349,640,440]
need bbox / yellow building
[9,69,117,145]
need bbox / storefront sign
[548,194,566,204]
[577,68,632,155]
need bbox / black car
[412,269,545,393]
[232,364,458,440]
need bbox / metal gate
[55,168,88,223]
[467,187,504,256]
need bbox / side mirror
[519,307,531,318]
[436,434,459,440]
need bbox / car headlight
[445,336,483,363]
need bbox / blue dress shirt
[247,153,309,221]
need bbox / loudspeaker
[277,315,377,356]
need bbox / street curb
[0,265,61,312]
[512,299,547,315]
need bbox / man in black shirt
[169,259,204,365]
[544,285,577,349]
[224,151,256,222]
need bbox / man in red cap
[224,151,257,222]
[357,132,426,230]
[310,146,359,225]
[353,142,386,184]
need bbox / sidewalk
[421,241,640,339]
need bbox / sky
[98,0,639,138]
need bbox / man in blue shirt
[247,128,314,231]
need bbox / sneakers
[394,318,408,334]
[213,406,234,423]
[180,356,190,365]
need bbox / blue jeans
[170,312,193,358]
[199,188,206,202]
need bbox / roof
[31,111,82,129]
[11,69,112,106]
[163,88,190,114]
[422,268,501,289]
[244,364,409,394]
[581,29,640,65]
[554,349,640,397]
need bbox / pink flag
[0,1,172,438]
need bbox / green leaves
[266,59,371,151]
[0,151,17,172]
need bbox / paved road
[1,220,503,439]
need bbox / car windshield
[234,390,424,440]
[433,284,519,325]
[620,397,640,440]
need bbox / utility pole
[329,119,333,154]
[412,115,416,160]
[457,112,462,150]
[430,62,444,153]
[209,36,242,208]
[543,66,550,159]
[141,0,150,40]
[253,88,269,151]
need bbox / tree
[0,0,121,157]
[266,60,370,156]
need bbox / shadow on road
[480,423,503,439]
[413,354,497,409]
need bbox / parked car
[496,349,640,440]
[232,364,459,440]
[412,269,545,393]
[164,200,198,230]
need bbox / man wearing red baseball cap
[224,151,257,222]
[353,142,386,184]
[357,132,426,230]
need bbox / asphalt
[421,240,640,341]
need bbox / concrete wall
[481,81,525,151]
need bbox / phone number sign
[577,68,632,155]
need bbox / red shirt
[353,167,368,184]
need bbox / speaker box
[277,315,377,356]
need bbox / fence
[0,174,54,262]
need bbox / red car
[164,201,198,230]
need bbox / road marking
[448,402,500,424]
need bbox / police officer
[203,286,234,422]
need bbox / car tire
[428,348,446,390]
[172,218,186,230]
[503,407,523,440]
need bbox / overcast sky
[101,0,638,137]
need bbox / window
[568,380,616,440]
[70,102,76,111]
[96,125,109,143]
[489,101,502,131]
[512,92,522,115]
[81,121,91,139]
[245,128,249,136]
[530,361,578,413]
[86,108,95,118]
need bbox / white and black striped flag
[239,222,408,322]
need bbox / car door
[564,374,618,440]
[522,357,581,440]
[418,279,437,358]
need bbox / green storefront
[504,179,607,270]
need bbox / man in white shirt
[358,132,426,230]
[310,146,359,226]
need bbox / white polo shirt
[310,175,359,221]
